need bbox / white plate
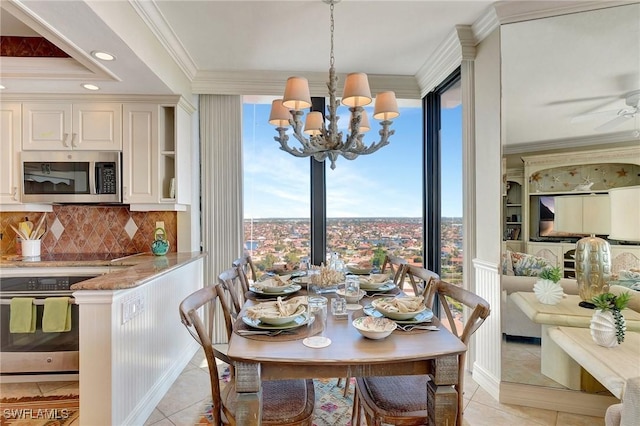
[360,279,394,290]
[241,312,311,330]
[346,304,363,311]
[249,283,302,296]
[363,305,434,324]
[362,282,396,292]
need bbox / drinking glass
[345,275,360,299]
[304,296,331,347]
[331,297,347,316]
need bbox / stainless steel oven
[0,276,94,375]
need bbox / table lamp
[608,186,640,244]
[555,193,611,308]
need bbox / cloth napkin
[9,297,36,333]
[42,297,72,332]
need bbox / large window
[325,102,423,269]
[242,98,421,274]
[242,100,310,274]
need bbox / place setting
[359,295,437,335]
[247,274,302,299]
[235,296,311,341]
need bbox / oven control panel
[27,277,70,291]
[0,276,95,293]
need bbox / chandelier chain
[329,1,335,69]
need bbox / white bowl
[371,297,427,321]
[347,264,373,275]
[258,277,293,293]
[336,288,366,304]
[352,316,397,339]
[259,305,306,325]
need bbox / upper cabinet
[124,98,193,211]
[0,103,22,205]
[22,102,122,151]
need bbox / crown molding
[503,130,640,155]
[494,1,638,25]
[130,0,198,81]
[192,70,421,99]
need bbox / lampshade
[554,194,610,235]
[268,99,291,127]
[609,185,640,242]
[304,111,324,136]
[341,73,372,107]
[373,91,400,120]
[283,77,312,110]
[356,110,370,133]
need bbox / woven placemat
[233,315,313,342]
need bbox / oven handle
[0,297,76,305]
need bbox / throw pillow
[502,250,515,276]
[511,252,552,277]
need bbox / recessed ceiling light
[0,84,5,90]
[91,50,115,61]
[82,84,100,91]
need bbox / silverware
[235,329,294,336]
[396,324,439,332]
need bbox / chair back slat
[218,267,246,318]
[179,285,224,425]
[401,264,439,298]
[233,254,257,293]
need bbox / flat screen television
[530,195,584,242]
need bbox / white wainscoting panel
[472,258,502,400]
[75,258,203,425]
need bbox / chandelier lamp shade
[268,0,399,170]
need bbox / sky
[243,100,462,219]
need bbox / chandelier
[268,0,399,170]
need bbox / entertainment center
[503,145,640,277]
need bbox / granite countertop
[0,252,206,291]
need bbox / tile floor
[0,347,605,425]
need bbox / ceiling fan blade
[570,109,620,123]
[594,114,632,132]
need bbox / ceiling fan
[570,90,640,131]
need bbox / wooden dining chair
[351,271,490,426]
[399,263,439,298]
[179,284,315,426]
[380,254,408,288]
[232,254,258,294]
[218,267,247,318]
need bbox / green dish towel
[9,298,36,333]
[42,297,72,332]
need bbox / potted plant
[533,266,564,305]
[590,292,631,347]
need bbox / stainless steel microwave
[21,151,121,203]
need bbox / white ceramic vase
[590,309,625,348]
[533,279,564,305]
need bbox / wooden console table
[548,327,640,400]
[510,292,640,390]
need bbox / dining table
[226,285,468,425]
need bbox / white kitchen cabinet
[122,103,158,204]
[0,103,22,204]
[22,102,122,151]
[124,99,192,210]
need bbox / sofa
[501,250,640,339]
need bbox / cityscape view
[244,216,463,285]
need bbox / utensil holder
[22,239,41,257]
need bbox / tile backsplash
[0,205,176,256]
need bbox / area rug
[196,371,355,426]
[0,394,79,426]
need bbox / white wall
[470,27,503,400]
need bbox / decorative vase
[575,236,611,304]
[533,279,564,305]
[151,227,170,256]
[590,309,625,347]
